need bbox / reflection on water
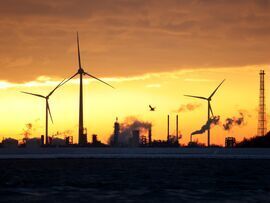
[0,158,270,202]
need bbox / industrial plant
[0,33,269,149]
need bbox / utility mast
[257,70,267,136]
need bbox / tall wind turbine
[21,79,65,145]
[184,79,225,147]
[61,32,114,145]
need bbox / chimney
[148,126,152,145]
[113,117,120,146]
[176,114,179,144]
[167,115,170,142]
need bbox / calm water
[0,158,270,202]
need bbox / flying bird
[149,105,156,111]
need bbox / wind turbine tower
[21,79,65,145]
[184,79,225,147]
[257,70,267,136]
[61,32,114,145]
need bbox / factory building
[51,138,66,146]
[2,138,18,148]
[225,137,236,148]
[131,130,140,147]
[26,138,42,148]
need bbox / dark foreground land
[0,158,270,202]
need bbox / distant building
[65,136,73,145]
[41,135,45,146]
[79,128,88,145]
[2,138,18,148]
[26,138,41,148]
[225,137,236,148]
[131,130,140,147]
[51,138,66,146]
[92,134,98,144]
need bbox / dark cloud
[0,0,270,82]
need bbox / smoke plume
[109,117,152,146]
[21,119,41,140]
[176,103,201,113]
[52,130,72,138]
[223,112,245,131]
[191,116,220,136]
[22,123,33,139]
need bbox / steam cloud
[22,123,33,139]
[53,130,72,138]
[223,112,245,131]
[191,116,220,136]
[176,103,201,113]
[109,117,152,146]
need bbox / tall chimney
[148,126,152,146]
[167,115,170,142]
[113,117,120,146]
[176,114,179,144]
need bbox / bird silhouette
[149,105,156,111]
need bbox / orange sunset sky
[0,0,270,145]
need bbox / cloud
[0,0,270,82]
[175,103,202,113]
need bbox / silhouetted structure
[148,127,152,145]
[258,70,267,136]
[26,138,42,148]
[2,138,18,148]
[60,33,114,145]
[188,141,206,148]
[225,137,236,148]
[113,117,120,146]
[185,80,225,147]
[131,130,140,147]
[79,128,88,145]
[176,114,179,145]
[21,79,65,145]
[65,136,73,145]
[237,132,270,147]
[167,115,170,142]
[41,135,45,146]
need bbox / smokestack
[41,135,44,146]
[148,126,152,145]
[176,114,179,144]
[167,115,170,142]
[113,117,120,146]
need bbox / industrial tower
[257,70,267,136]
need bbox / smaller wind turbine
[21,79,65,145]
[184,79,225,147]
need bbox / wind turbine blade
[21,91,45,98]
[209,79,225,99]
[84,72,115,89]
[184,95,208,100]
[60,73,78,87]
[47,101,53,124]
[48,78,66,97]
[209,103,214,117]
[77,32,82,69]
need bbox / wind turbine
[61,32,114,145]
[184,79,225,147]
[21,79,65,145]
